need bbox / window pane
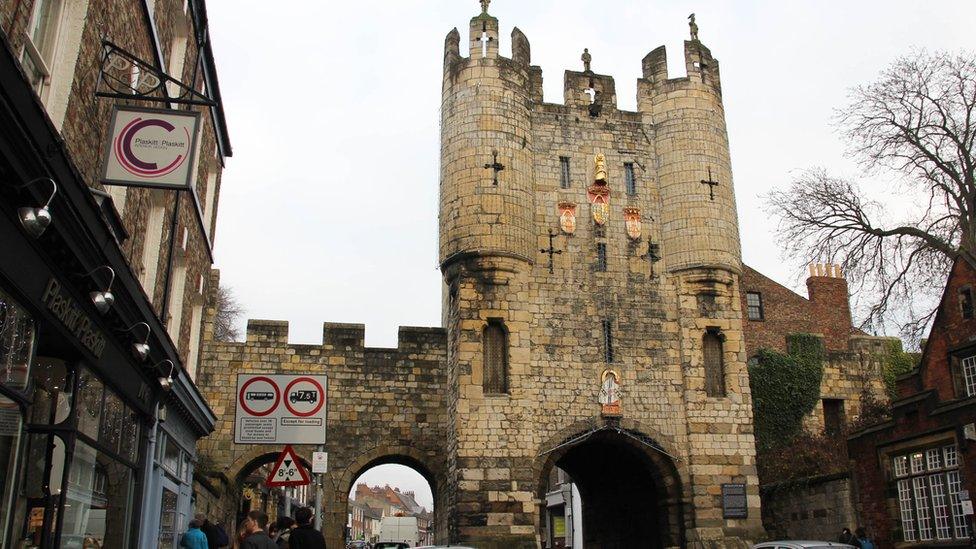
[0,288,35,393]
[927,448,942,470]
[0,393,22,539]
[158,488,178,548]
[559,157,570,189]
[898,479,916,541]
[929,474,951,539]
[910,452,925,474]
[893,455,909,477]
[962,356,976,397]
[120,410,140,464]
[29,0,60,56]
[624,163,635,195]
[944,444,958,468]
[914,476,933,540]
[99,389,124,454]
[61,439,133,548]
[483,322,508,394]
[77,371,103,439]
[947,470,970,538]
[27,359,71,426]
[703,332,726,397]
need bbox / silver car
[754,543,857,549]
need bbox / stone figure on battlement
[582,48,592,72]
[689,13,699,41]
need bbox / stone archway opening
[539,427,685,549]
[345,455,438,546]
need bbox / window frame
[559,157,571,189]
[602,319,614,364]
[746,291,764,321]
[960,286,974,320]
[703,328,727,397]
[482,319,509,395]
[892,443,970,543]
[20,0,66,96]
[624,162,636,195]
[596,243,607,272]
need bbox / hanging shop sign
[100,105,201,190]
[235,374,328,445]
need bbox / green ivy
[877,339,918,398]
[749,334,825,453]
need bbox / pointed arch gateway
[535,419,687,549]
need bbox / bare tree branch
[766,50,976,344]
[214,285,244,342]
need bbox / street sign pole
[314,444,324,530]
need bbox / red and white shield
[624,208,641,240]
[558,203,577,234]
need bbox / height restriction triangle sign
[266,445,311,487]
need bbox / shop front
[0,33,216,548]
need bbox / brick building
[740,263,892,434]
[848,257,976,547]
[0,0,231,546]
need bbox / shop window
[76,371,104,439]
[27,359,72,426]
[0,288,36,393]
[960,287,974,320]
[746,292,764,321]
[703,329,726,397]
[61,439,133,547]
[893,443,969,542]
[483,319,508,394]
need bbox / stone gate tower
[439,4,764,548]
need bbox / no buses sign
[235,374,328,444]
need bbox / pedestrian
[240,510,278,549]
[855,527,875,549]
[839,527,862,548]
[287,507,326,549]
[197,514,230,548]
[181,520,209,549]
[273,516,295,548]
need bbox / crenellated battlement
[241,319,446,353]
[640,41,723,97]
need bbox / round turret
[439,13,536,270]
[638,40,742,274]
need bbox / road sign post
[235,374,328,445]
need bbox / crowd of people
[180,507,327,549]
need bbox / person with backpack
[855,526,875,549]
[198,514,230,548]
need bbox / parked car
[346,542,371,549]
[753,542,857,549]
[373,543,409,549]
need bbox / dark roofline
[192,0,232,159]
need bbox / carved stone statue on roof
[480,0,490,14]
[688,13,699,41]
[582,48,592,72]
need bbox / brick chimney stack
[806,263,854,350]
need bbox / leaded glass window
[962,355,976,397]
[893,443,970,542]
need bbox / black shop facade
[0,36,216,548]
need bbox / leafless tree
[767,50,976,342]
[214,285,244,342]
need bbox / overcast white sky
[206,1,975,510]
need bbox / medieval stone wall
[195,306,450,548]
[760,473,858,541]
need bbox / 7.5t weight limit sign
[235,374,328,445]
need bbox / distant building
[352,483,433,545]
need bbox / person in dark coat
[287,507,326,549]
[839,527,862,548]
[240,510,278,549]
[197,514,228,548]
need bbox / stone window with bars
[893,444,970,542]
[483,319,508,394]
[602,320,614,363]
[703,329,726,397]
[559,157,571,189]
[597,243,607,272]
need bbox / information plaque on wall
[722,483,748,519]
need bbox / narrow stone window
[597,243,607,272]
[746,291,764,321]
[559,157,571,189]
[822,398,846,436]
[624,162,636,195]
[960,287,974,320]
[703,329,726,397]
[483,319,508,394]
[603,319,614,363]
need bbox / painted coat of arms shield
[558,203,577,234]
[624,207,641,240]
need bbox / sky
[205,1,975,511]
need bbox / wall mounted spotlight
[120,322,151,361]
[17,178,57,238]
[155,360,176,391]
[83,265,115,314]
